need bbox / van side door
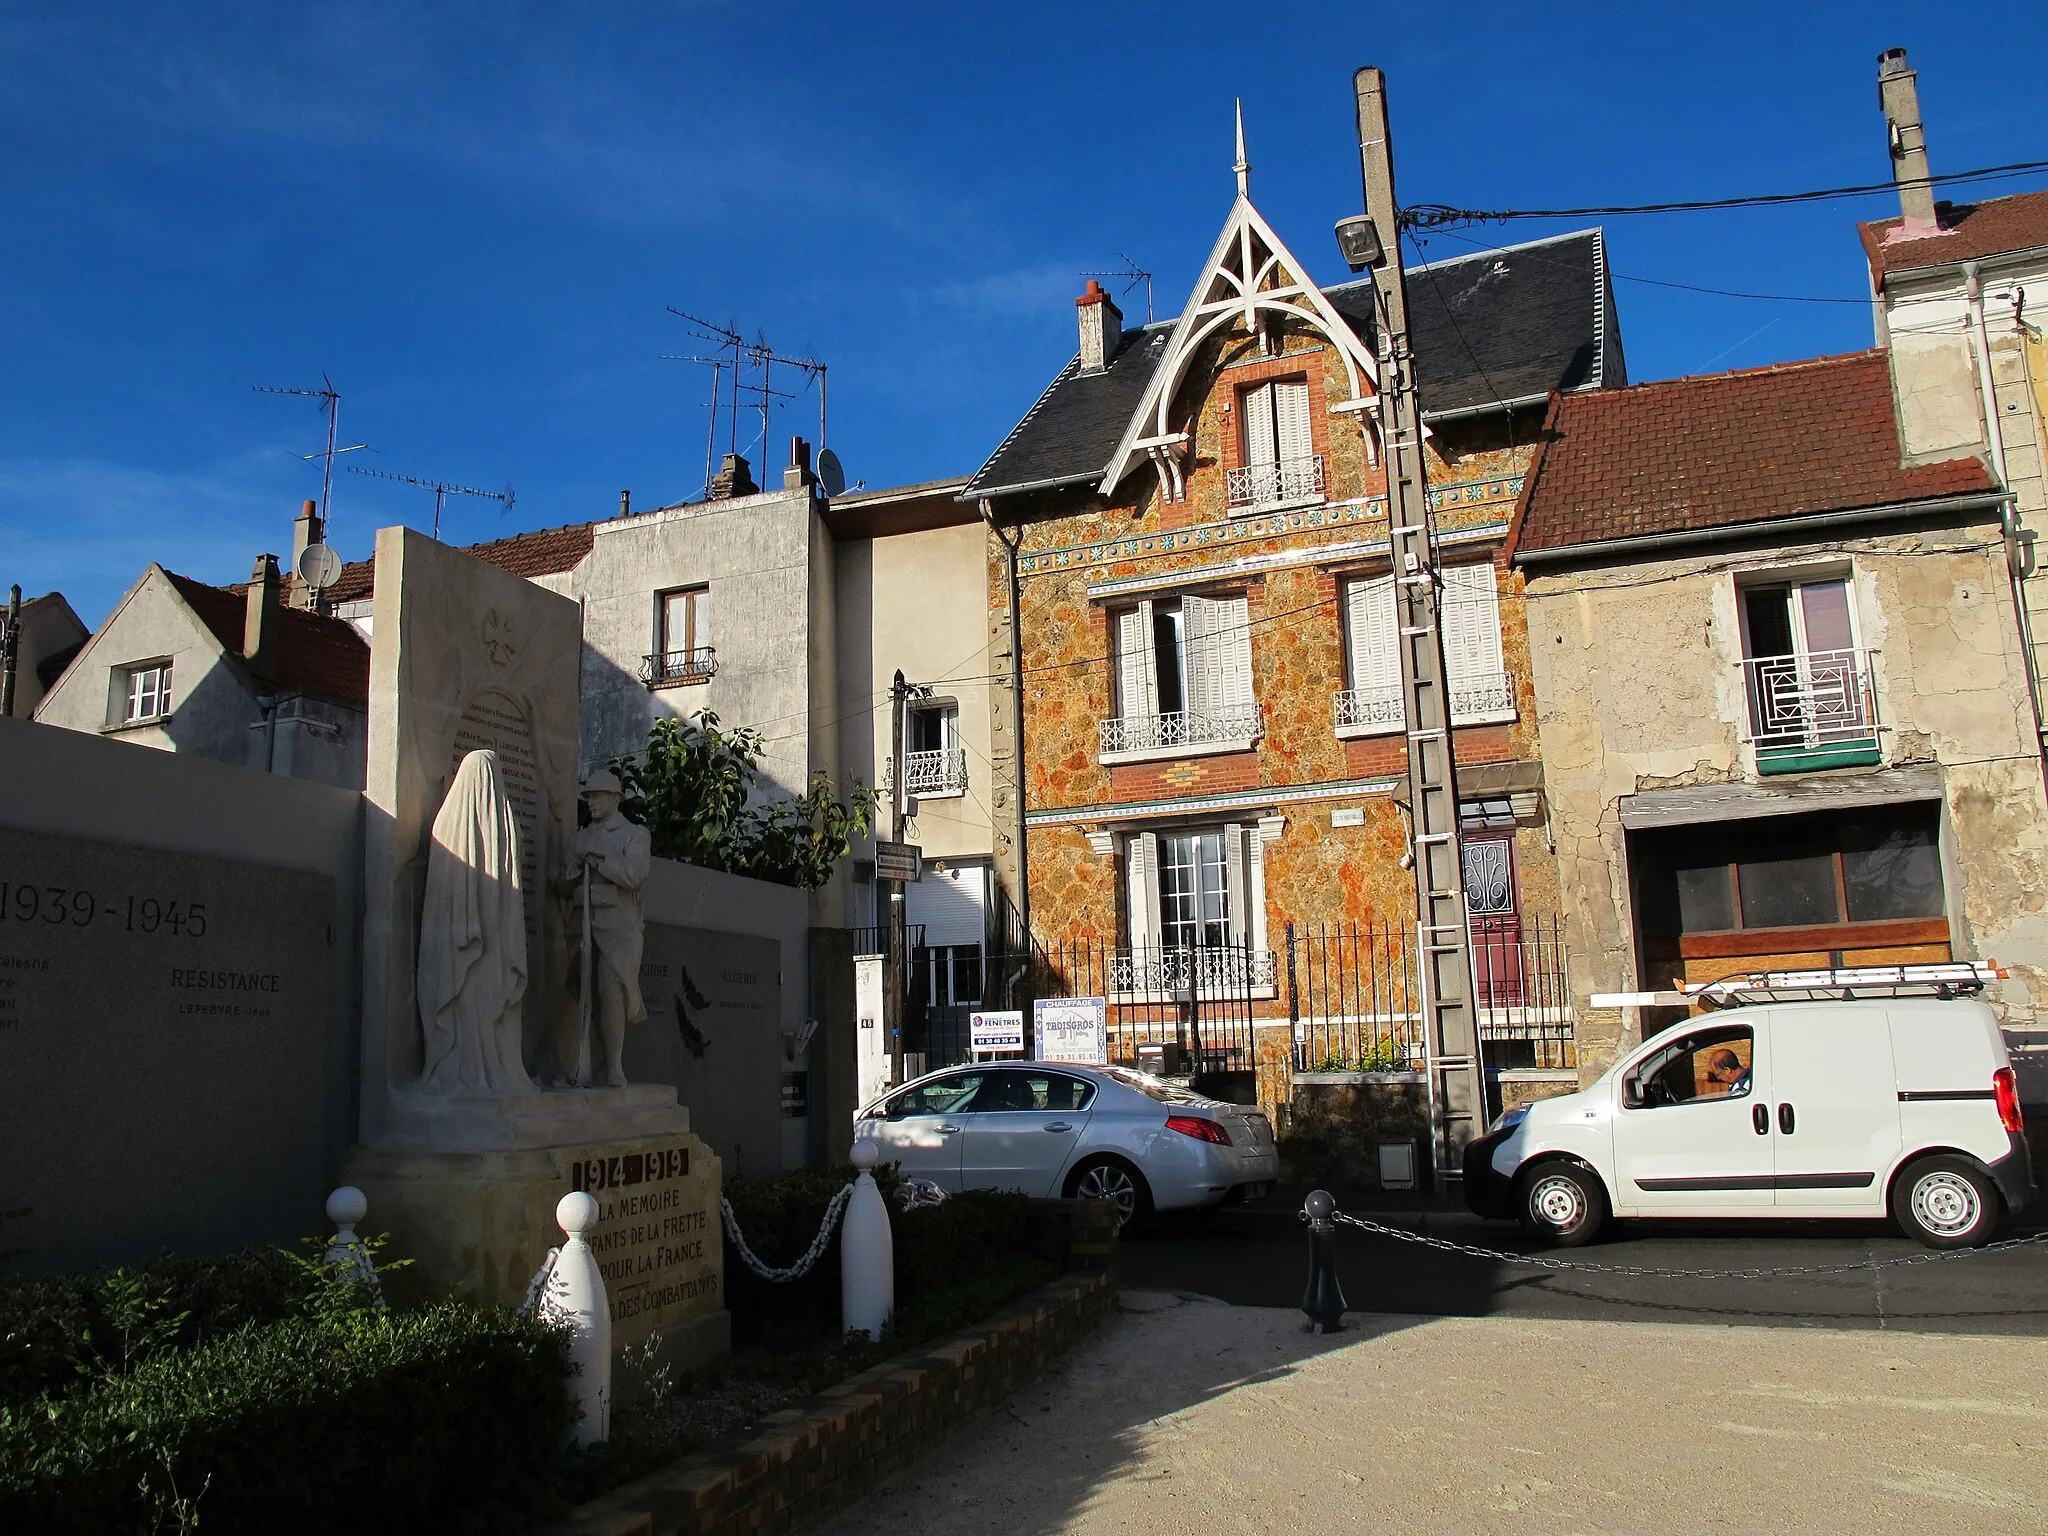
[1768,1005,1900,1213]
[1611,1019,1775,1215]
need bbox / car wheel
[1064,1157,1153,1229]
[1519,1161,1607,1248]
[1891,1154,1999,1249]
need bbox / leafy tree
[609,711,878,890]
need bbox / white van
[1464,996,2034,1248]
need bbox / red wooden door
[1462,835,1524,1007]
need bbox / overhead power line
[1401,157,2048,231]
[1419,227,1868,306]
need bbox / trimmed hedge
[0,1246,314,1410]
[721,1163,1043,1345]
[1,1302,573,1534]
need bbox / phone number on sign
[0,882,209,937]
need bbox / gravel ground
[817,1290,2048,1535]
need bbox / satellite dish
[297,542,343,591]
[816,448,847,498]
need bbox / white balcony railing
[1227,453,1325,509]
[1109,945,1278,995]
[895,747,967,797]
[1099,703,1262,756]
[1334,670,1514,734]
[1740,648,1875,748]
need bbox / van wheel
[1892,1155,1999,1249]
[1519,1162,1607,1248]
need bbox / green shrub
[0,1246,314,1409]
[0,1302,572,1535]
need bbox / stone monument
[345,527,728,1378]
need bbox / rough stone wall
[987,311,1556,1053]
[1524,521,2048,1070]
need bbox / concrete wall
[33,566,366,789]
[0,716,363,1269]
[1523,519,2048,1071]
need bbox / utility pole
[887,668,909,1086]
[1348,66,1486,1193]
[1,584,21,718]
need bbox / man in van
[1705,1049,1749,1098]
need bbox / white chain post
[547,1191,612,1444]
[840,1140,894,1340]
[322,1185,384,1305]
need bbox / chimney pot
[1877,47,1940,236]
[1076,281,1123,375]
[784,436,815,492]
[245,553,281,682]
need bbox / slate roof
[321,520,596,607]
[1858,187,2048,283]
[964,227,1620,499]
[1510,350,1997,559]
[165,571,373,705]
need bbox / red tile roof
[164,571,372,705]
[320,520,595,606]
[1858,188,2048,283]
[1509,350,1996,558]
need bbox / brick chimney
[709,452,757,500]
[287,500,322,610]
[245,553,281,682]
[1878,49,1940,237]
[1077,279,1123,374]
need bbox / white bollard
[841,1139,894,1340]
[323,1185,368,1267]
[548,1191,613,1445]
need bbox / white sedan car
[857,1062,1278,1225]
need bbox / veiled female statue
[417,749,537,1096]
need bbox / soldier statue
[554,769,650,1087]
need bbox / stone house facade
[966,171,1628,1111]
[1511,349,2047,1077]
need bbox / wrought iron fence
[1099,703,1262,755]
[640,646,718,686]
[1740,647,1875,748]
[1287,915,1574,1072]
[1227,453,1325,508]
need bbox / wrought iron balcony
[891,747,968,797]
[1334,684,1403,732]
[1449,671,1515,721]
[1740,648,1879,771]
[1109,944,1278,996]
[1334,671,1514,734]
[1227,453,1325,509]
[1099,702,1262,756]
[641,646,718,687]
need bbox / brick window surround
[1217,348,1334,513]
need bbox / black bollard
[1300,1189,1347,1333]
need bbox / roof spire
[1233,98,1249,197]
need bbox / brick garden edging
[534,1269,1117,1536]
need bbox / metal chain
[722,1183,854,1283]
[519,1246,562,1320]
[1331,1209,2048,1279]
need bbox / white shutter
[1346,577,1400,694]
[1125,833,1160,954]
[1241,382,1277,467]
[1440,564,1506,703]
[906,868,985,949]
[1181,594,1254,719]
[1274,379,1312,466]
[1115,603,1157,722]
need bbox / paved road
[1118,1204,2048,1335]
[820,1293,2048,1536]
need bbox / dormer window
[1229,377,1323,509]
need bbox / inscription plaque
[451,691,542,951]
[568,1139,720,1326]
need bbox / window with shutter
[1440,564,1512,722]
[1274,380,1312,465]
[1103,595,1258,758]
[1114,823,1272,995]
[1241,382,1278,468]
[1233,376,1323,508]
[1115,604,1158,724]
[1337,576,1402,734]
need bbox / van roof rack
[1687,961,2005,1008]
[1592,961,2006,1011]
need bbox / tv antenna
[1081,255,1155,323]
[347,465,515,541]
[253,376,366,525]
[666,309,828,498]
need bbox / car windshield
[1101,1066,1203,1104]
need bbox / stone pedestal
[345,1092,730,1385]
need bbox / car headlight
[1490,1104,1530,1135]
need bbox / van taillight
[1994,1067,2024,1135]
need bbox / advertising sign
[873,839,922,883]
[969,1009,1025,1054]
[1034,996,1108,1065]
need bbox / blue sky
[5,2,2044,625]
